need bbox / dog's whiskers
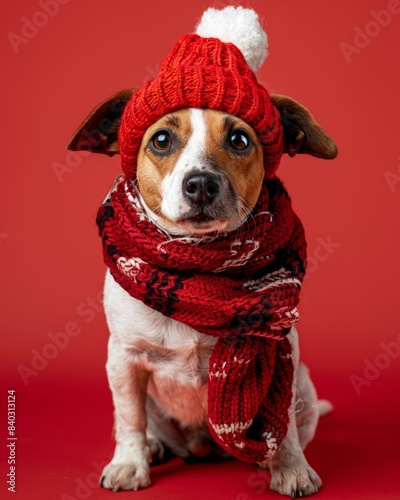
[235,199,255,236]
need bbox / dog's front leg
[267,410,321,497]
[258,328,322,497]
[101,338,151,492]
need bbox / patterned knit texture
[119,34,283,180]
[97,175,307,463]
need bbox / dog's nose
[183,173,220,205]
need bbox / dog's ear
[270,94,338,159]
[67,89,135,156]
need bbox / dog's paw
[100,462,151,492]
[270,463,321,497]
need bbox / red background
[1,0,400,499]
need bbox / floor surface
[2,368,399,500]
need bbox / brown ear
[67,89,135,156]
[270,94,338,159]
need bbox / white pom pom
[195,6,268,72]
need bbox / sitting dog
[68,6,337,497]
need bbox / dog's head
[68,91,337,235]
[67,7,337,236]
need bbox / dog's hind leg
[145,395,189,463]
[295,363,333,450]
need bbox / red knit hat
[119,7,283,179]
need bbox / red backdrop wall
[1,1,400,499]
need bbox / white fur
[103,270,216,387]
[161,108,206,223]
[196,6,268,72]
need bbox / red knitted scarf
[97,174,307,463]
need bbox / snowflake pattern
[214,239,260,272]
[262,430,278,459]
[116,256,147,282]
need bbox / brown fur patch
[202,109,264,214]
[270,94,338,159]
[137,109,192,219]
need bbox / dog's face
[136,108,264,235]
[67,90,337,234]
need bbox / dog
[67,7,337,497]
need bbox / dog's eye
[229,129,251,152]
[151,131,172,152]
